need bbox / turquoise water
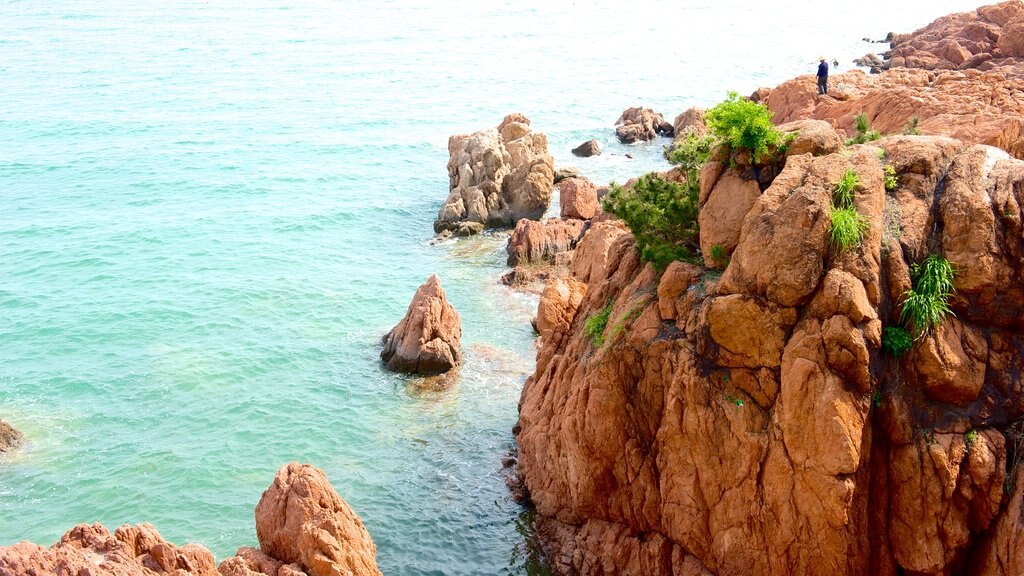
[0,1,983,574]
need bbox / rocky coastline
[4,2,1024,576]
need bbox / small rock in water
[571,139,601,157]
[553,166,581,183]
[0,420,24,453]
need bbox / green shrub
[709,243,730,266]
[584,301,614,347]
[829,205,869,252]
[845,112,881,145]
[666,133,715,171]
[602,173,700,271]
[834,169,860,207]
[966,429,978,452]
[902,116,921,135]
[899,254,956,338]
[884,164,898,191]
[882,326,914,357]
[704,91,784,163]
[876,148,887,161]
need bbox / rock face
[0,523,219,576]
[381,275,462,375]
[572,140,602,157]
[671,108,707,147]
[0,463,382,576]
[507,218,585,267]
[615,107,674,143]
[559,177,600,220]
[885,1,1024,79]
[435,113,555,235]
[516,134,1024,575]
[255,463,382,576]
[0,420,24,453]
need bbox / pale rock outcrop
[558,177,600,220]
[516,132,1024,576]
[506,218,585,267]
[776,119,844,157]
[381,275,461,375]
[554,166,581,183]
[0,420,23,453]
[0,523,218,576]
[615,107,673,143]
[672,108,706,145]
[255,463,381,576]
[435,114,554,235]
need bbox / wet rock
[0,420,24,453]
[572,140,602,157]
[381,275,462,375]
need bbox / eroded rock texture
[381,274,462,375]
[615,107,674,144]
[0,420,24,454]
[435,114,554,235]
[516,134,1024,576]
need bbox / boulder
[506,218,585,267]
[554,166,581,183]
[434,114,554,235]
[853,53,885,67]
[672,108,707,142]
[614,107,673,143]
[776,119,844,157]
[572,140,602,157]
[0,420,23,453]
[0,523,218,576]
[381,275,461,375]
[558,177,600,220]
[254,463,382,576]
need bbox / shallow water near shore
[0,0,986,573]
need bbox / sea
[0,1,986,574]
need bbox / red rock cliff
[516,127,1024,575]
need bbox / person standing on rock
[816,56,829,95]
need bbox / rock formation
[884,1,1024,79]
[253,463,381,576]
[0,420,23,453]
[516,130,1024,575]
[0,463,381,576]
[572,140,601,157]
[506,218,584,267]
[558,177,600,220]
[381,275,462,375]
[554,166,581,183]
[435,114,555,236]
[671,108,707,147]
[614,107,674,143]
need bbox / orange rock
[697,169,761,267]
[506,218,584,267]
[255,463,381,576]
[0,419,23,453]
[615,107,673,143]
[380,275,462,375]
[558,177,600,220]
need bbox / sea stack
[614,107,673,143]
[381,275,462,375]
[434,114,554,236]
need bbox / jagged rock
[0,523,218,576]
[255,463,382,576]
[516,131,1024,575]
[671,108,707,147]
[558,177,600,220]
[853,53,885,67]
[614,107,673,143]
[554,166,581,183]
[506,218,585,267]
[0,420,24,453]
[572,140,602,157]
[434,114,554,235]
[381,275,461,375]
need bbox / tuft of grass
[829,206,870,252]
[709,243,730,267]
[584,301,614,347]
[845,112,882,145]
[884,164,898,191]
[899,254,956,338]
[966,429,978,453]
[882,326,914,357]
[876,148,887,161]
[902,116,921,135]
[834,168,860,207]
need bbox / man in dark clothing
[817,56,829,95]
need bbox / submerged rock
[614,107,673,143]
[0,420,23,453]
[434,114,554,235]
[381,275,462,375]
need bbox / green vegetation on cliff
[828,168,869,253]
[705,91,783,162]
[900,254,956,338]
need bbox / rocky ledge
[0,463,381,576]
